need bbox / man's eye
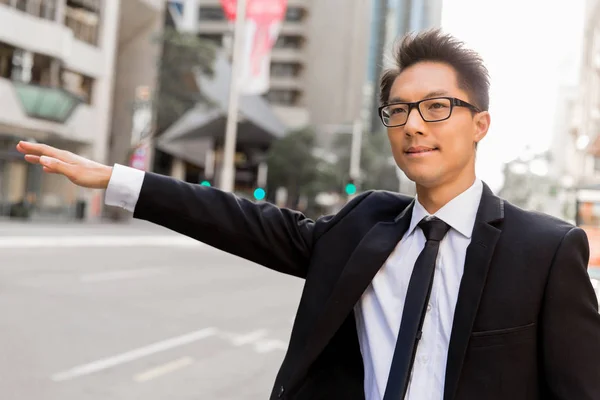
[429,102,448,109]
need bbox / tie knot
[418,217,451,242]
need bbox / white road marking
[0,236,203,249]
[133,357,195,383]
[219,329,268,346]
[79,268,168,282]
[51,327,217,382]
[253,339,288,354]
[218,329,287,352]
[228,329,269,346]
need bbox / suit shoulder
[503,200,576,237]
[318,190,413,224]
[359,189,414,213]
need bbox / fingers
[16,141,47,156]
[16,141,75,163]
[39,156,72,177]
[24,154,40,164]
[24,154,61,175]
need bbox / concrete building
[365,0,443,135]
[142,0,373,195]
[568,0,600,239]
[108,0,165,189]
[0,0,121,219]
[572,0,600,186]
[362,0,442,196]
[193,0,371,131]
[0,0,164,221]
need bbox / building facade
[365,0,443,135]
[572,0,600,185]
[0,0,122,219]
[0,0,165,221]
[361,0,442,195]
[192,0,371,131]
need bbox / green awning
[12,82,84,123]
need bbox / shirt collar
[406,179,483,239]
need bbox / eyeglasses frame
[378,96,482,127]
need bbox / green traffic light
[345,183,357,195]
[253,188,266,201]
[200,180,211,187]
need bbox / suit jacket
[132,172,600,400]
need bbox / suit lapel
[443,183,504,400]
[287,200,414,392]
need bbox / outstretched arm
[132,170,316,277]
[16,141,360,278]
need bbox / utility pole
[219,0,247,192]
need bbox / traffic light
[200,180,211,187]
[345,181,357,196]
[253,187,266,201]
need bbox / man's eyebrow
[387,90,450,104]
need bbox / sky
[440,0,587,191]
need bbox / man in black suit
[17,29,600,400]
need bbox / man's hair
[379,29,490,111]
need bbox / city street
[0,220,304,400]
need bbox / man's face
[385,62,490,189]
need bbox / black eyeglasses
[378,97,481,128]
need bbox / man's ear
[473,111,491,144]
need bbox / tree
[266,128,399,214]
[499,151,568,219]
[154,27,217,135]
[266,127,337,209]
[330,132,399,192]
[109,28,218,222]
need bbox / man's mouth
[405,147,439,155]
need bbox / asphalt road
[0,220,304,400]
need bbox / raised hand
[16,141,113,189]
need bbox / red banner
[219,0,287,94]
[219,0,287,21]
[219,0,237,20]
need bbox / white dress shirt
[105,164,145,212]
[355,179,483,400]
[104,165,483,400]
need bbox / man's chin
[403,170,442,188]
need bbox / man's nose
[404,107,426,136]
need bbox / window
[271,62,301,77]
[0,43,15,79]
[6,0,57,20]
[285,7,304,22]
[274,35,303,49]
[199,6,225,21]
[30,53,53,86]
[198,34,222,46]
[0,43,94,102]
[61,69,94,104]
[10,49,34,83]
[594,155,600,173]
[65,0,101,45]
[266,89,301,106]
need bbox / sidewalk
[0,217,178,237]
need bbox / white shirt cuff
[104,163,145,212]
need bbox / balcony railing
[0,0,58,21]
[12,81,84,123]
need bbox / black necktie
[383,216,451,400]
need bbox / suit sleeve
[541,227,600,399]
[132,172,369,279]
